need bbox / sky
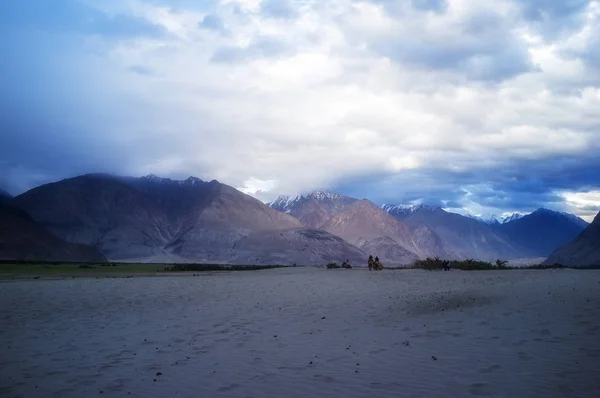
[1,0,599,221]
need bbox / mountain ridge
[6,174,592,266]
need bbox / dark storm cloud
[330,153,600,213]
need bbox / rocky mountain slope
[544,211,600,267]
[9,174,591,266]
[321,200,450,265]
[387,205,525,261]
[0,203,106,262]
[13,174,174,260]
[12,175,359,265]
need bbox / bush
[411,257,511,271]
[326,262,342,269]
[163,264,284,272]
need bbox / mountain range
[0,173,594,266]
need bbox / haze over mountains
[1,174,593,266]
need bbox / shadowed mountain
[0,203,106,262]
[0,189,11,204]
[543,211,600,267]
[498,208,588,257]
[386,205,525,261]
[13,174,174,260]
[268,192,357,228]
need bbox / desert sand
[1,268,599,397]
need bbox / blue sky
[1,0,599,221]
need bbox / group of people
[367,255,383,271]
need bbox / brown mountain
[319,199,443,265]
[12,174,364,265]
[159,181,303,261]
[229,229,367,266]
[0,203,106,262]
[544,211,600,267]
[13,174,174,260]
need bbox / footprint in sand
[478,364,501,374]
[217,383,240,392]
[518,352,531,361]
[469,382,492,396]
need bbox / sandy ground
[1,268,599,398]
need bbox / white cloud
[559,190,600,222]
[2,0,599,217]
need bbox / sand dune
[1,268,599,397]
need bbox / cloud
[199,13,226,31]
[1,0,599,222]
[0,0,165,38]
[261,0,297,19]
[211,35,288,63]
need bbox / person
[443,260,450,271]
[368,255,374,271]
[374,256,383,271]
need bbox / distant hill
[389,205,524,261]
[497,208,588,257]
[544,211,600,267]
[0,203,106,262]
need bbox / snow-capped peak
[308,191,343,201]
[139,174,206,187]
[382,203,442,217]
[466,214,500,225]
[269,191,349,212]
[182,176,204,186]
[141,173,164,182]
[382,204,417,213]
[268,195,303,212]
[501,213,523,224]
